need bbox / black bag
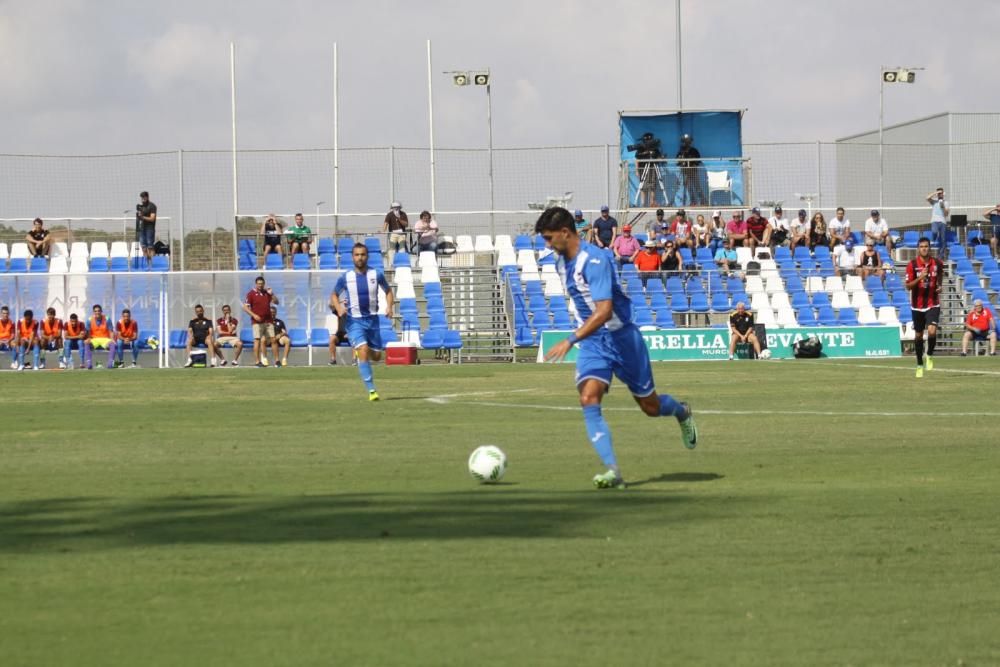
[153,240,170,255]
[793,335,823,359]
[744,260,761,276]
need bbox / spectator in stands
[725,210,747,247]
[63,313,87,369]
[259,214,284,265]
[714,238,739,275]
[114,308,140,368]
[828,207,851,248]
[414,210,439,254]
[857,241,884,280]
[573,209,590,240]
[671,210,695,250]
[864,209,894,252]
[646,209,668,242]
[926,187,950,260]
[242,276,279,367]
[961,299,997,356]
[15,309,40,371]
[768,206,789,250]
[790,209,809,248]
[86,304,116,370]
[26,218,52,258]
[746,207,770,253]
[383,201,409,255]
[833,239,857,277]
[728,301,761,360]
[591,205,617,249]
[0,306,15,369]
[184,304,216,368]
[808,212,829,250]
[676,134,706,205]
[136,191,158,263]
[39,307,63,369]
[692,213,710,248]
[268,305,292,367]
[611,224,641,267]
[635,240,661,285]
[980,203,1000,257]
[660,240,681,273]
[287,213,312,256]
[214,303,243,367]
[709,210,726,254]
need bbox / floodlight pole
[675,0,683,110]
[230,42,239,270]
[486,77,495,237]
[879,67,884,209]
[333,42,340,241]
[427,40,437,213]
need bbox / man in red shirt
[905,237,946,377]
[214,303,244,367]
[745,207,771,254]
[242,275,279,367]
[960,299,997,356]
[725,211,748,247]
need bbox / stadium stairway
[438,267,513,361]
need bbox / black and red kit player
[905,237,945,377]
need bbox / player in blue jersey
[537,207,698,489]
[330,243,395,401]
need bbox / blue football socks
[658,394,684,418]
[357,360,376,392]
[582,404,617,468]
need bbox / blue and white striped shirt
[563,241,633,331]
[334,268,392,318]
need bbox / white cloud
[126,23,252,95]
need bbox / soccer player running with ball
[537,207,698,489]
[905,237,945,378]
[330,243,394,401]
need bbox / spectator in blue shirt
[714,238,738,275]
[591,205,618,249]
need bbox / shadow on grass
[0,488,747,552]
[628,472,724,487]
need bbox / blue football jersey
[563,241,633,330]
[334,268,391,318]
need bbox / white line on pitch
[830,362,1000,377]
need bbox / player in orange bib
[15,309,40,371]
[63,313,89,369]
[0,305,16,369]
[86,304,117,370]
[114,308,141,368]
[39,307,64,369]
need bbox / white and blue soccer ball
[759,348,772,360]
[468,445,507,483]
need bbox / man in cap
[834,238,857,277]
[828,207,852,248]
[647,208,669,241]
[926,187,950,260]
[960,300,997,356]
[789,209,809,248]
[573,209,590,240]
[635,239,662,285]
[382,201,409,256]
[745,207,770,253]
[591,205,618,249]
[864,209,894,252]
[767,206,789,249]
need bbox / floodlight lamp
[452,72,470,86]
[899,69,916,83]
[882,71,897,83]
[473,73,490,86]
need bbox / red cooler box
[385,342,418,365]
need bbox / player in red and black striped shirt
[905,237,946,377]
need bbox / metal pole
[333,43,340,241]
[230,42,240,270]
[389,146,395,203]
[815,140,822,209]
[675,0,683,110]
[177,149,185,271]
[879,69,884,209]
[605,144,611,208]
[427,40,436,213]
[486,80,495,237]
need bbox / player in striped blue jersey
[331,243,394,401]
[537,207,698,489]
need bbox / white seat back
[877,306,900,326]
[745,275,765,294]
[770,291,791,310]
[844,275,865,293]
[0,243,7,259]
[49,256,69,274]
[776,307,798,328]
[393,266,412,285]
[497,248,517,267]
[421,264,440,284]
[10,242,31,259]
[517,249,538,272]
[474,235,494,253]
[806,276,825,293]
[90,242,110,259]
[830,291,852,309]
[494,234,513,251]
[417,251,437,268]
[52,242,69,258]
[755,307,776,326]
[735,247,753,267]
[750,292,770,311]
[455,235,475,253]
[851,291,871,309]
[765,276,785,294]
[395,282,416,300]
[857,305,879,325]
[70,242,89,258]
[825,276,844,293]
[109,241,130,258]
[69,256,89,274]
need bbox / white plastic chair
[393,266,413,285]
[776,307,798,328]
[494,234,514,251]
[707,170,733,205]
[844,275,865,293]
[421,264,440,284]
[417,251,437,268]
[806,276,825,293]
[49,256,69,274]
[851,291,871,309]
[497,248,518,268]
[395,282,416,300]
[765,275,785,294]
[70,242,89,259]
[735,247,753,267]
[770,291,791,311]
[857,305,879,325]
[517,249,538,272]
[69,256,89,274]
[825,276,845,294]
[10,242,31,259]
[455,235,475,253]
[755,307,776,327]
[745,275,765,294]
[0,243,8,260]
[877,306,900,326]
[750,292,770,311]
[109,241,130,258]
[830,291,852,310]
[51,242,69,258]
[90,242,110,259]
[474,235,494,253]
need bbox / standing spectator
[980,203,1000,258]
[676,134,706,206]
[259,214,284,265]
[671,209,695,250]
[905,237,945,377]
[287,213,312,256]
[184,304,216,368]
[25,218,52,258]
[0,306,15,369]
[960,300,997,356]
[833,239,857,277]
[767,206,789,250]
[591,206,618,249]
[573,209,591,240]
[714,239,739,275]
[242,275,280,367]
[383,201,409,255]
[828,207,851,248]
[745,207,770,253]
[63,313,88,369]
[789,209,809,248]
[39,307,64,369]
[267,305,292,367]
[413,210,439,254]
[857,241,884,280]
[725,210,748,247]
[114,308,141,368]
[926,187,950,259]
[213,304,243,367]
[136,191,158,263]
[864,209,894,252]
[86,304,116,370]
[634,240,661,286]
[728,301,761,360]
[15,309,40,371]
[611,224,641,267]
[808,212,829,250]
[691,213,710,248]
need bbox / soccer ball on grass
[468,445,507,483]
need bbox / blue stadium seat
[530,309,551,328]
[528,292,547,310]
[665,277,684,294]
[399,298,419,314]
[265,253,284,270]
[310,328,331,346]
[902,231,920,248]
[551,309,573,329]
[730,292,749,308]
[533,235,548,251]
[442,330,462,350]
[392,251,411,268]
[423,282,443,298]
[837,308,859,326]
[318,253,337,269]
[131,256,149,271]
[791,291,811,310]
[368,253,384,270]
[420,330,444,349]
[648,291,668,310]
[238,253,257,271]
[625,277,644,294]
[687,278,705,295]
[890,289,908,305]
[110,256,130,272]
[317,238,336,255]
[708,272,724,293]
[793,246,812,264]
[811,292,831,309]
[548,295,567,311]
[774,246,792,261]
[150,255,169,272]
[620,263,637,275]
[670,294,689,313]
[137,330,157,349]
[538,252,556,265]
[381,327,399,344]
[239,238,257,255]
[633,307,655,327]
[240,328,255,346]
[696,247,713,264]
[871,290,891,308]
[710,292,730,312]
[428,311,448,331]
[813,246,831,262]
[364,236,382,253]
[973,244,994,261]
[292,253,312,270]
[337,237,355,253]
[689,294,710,313]
[816,306,838,326]
[967,230,983,245]
[797,307,819,327]
[654,309,675,328]
[514,235,533,251]
[29,256,48,272]
[726,276,743,293]
[897,304,913,323]
[850,232,864,245]
[88,258,108,272]
[785,275,805,294]
[515,327,534,346]
[884,272,903,290]
[169,329,188,348]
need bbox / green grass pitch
[2,358,999,666]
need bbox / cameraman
[631,132,663,207]
[136,191,157,263]
[676,134,706,206]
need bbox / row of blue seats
[240,250,388,272]
[168,326,462,350]
[0,256,169,273]
[240,237,382,257]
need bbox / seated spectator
[114,308,140,368]
[714,239,739,275]
[414,210,439,253]
[634,240,661,285]
[574,209,591,240]
[691,213,710,248]
[260,214,284,263]
[383,201,409,254]
[39,307,64,369]
[809,212,829,250]
[214,304,243,367]
[864,209,894,252]
[981,203,1000,258]
[671,210,695,250]
[15,309,40,371]
[745,207,770,253]
[86,304,116,370]
[857,241,884,280]
[287,213,312,255]
[184,304,216,368]
[62,313,88,369]
[660,240,681,273]
[327,311,347,365]
[961,299,997,356]
[708,210,726,254]
[646,209,668,241]
[728,301,761,360]
[725,210,748,247]
[26,218,52,258]
[268,305,291,367]
[768,206,790,249]
[833,239,857,277]
[611,224,641,267]
[0,306,15,369]
[828,207,851,248]
[789,209,809,248]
